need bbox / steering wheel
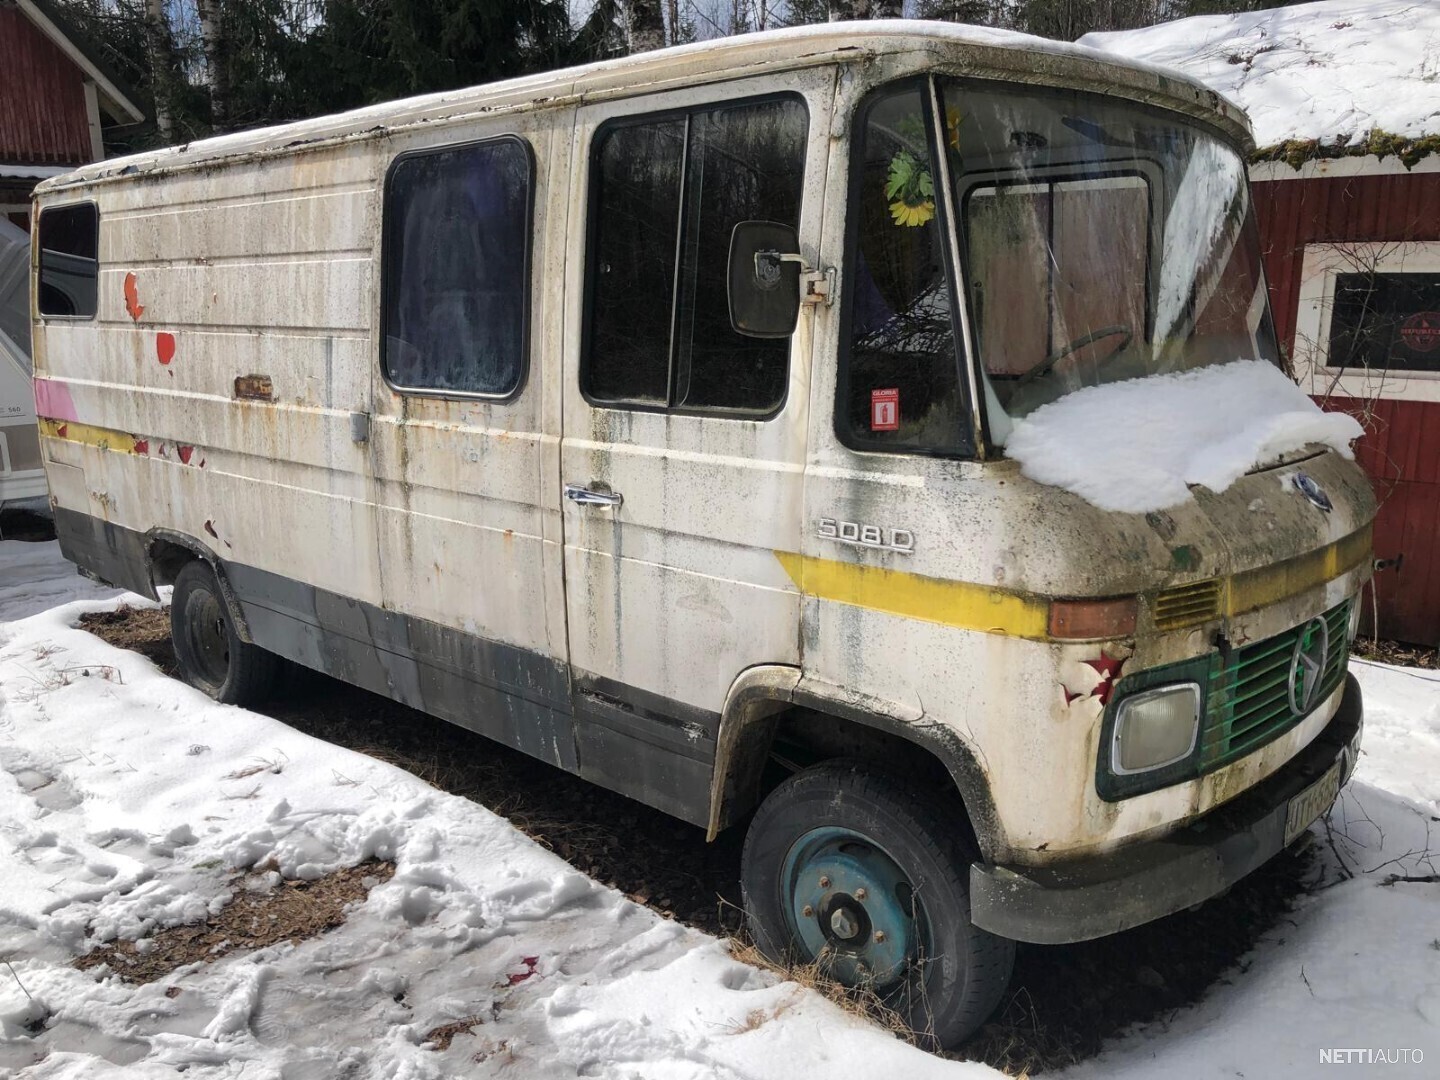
[1013,324,1134,390]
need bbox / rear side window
[584,96,808,415]
[383,137,532,397]
[1330,272,1440,373]
[37,203,99,318]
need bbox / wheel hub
[781,827,923,986]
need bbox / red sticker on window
[871,388,899,431]
[1400,311,1440,353]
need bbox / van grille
[1153,578,1223,630]
[1199,600,1350,771]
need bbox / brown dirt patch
[82,606,1327,1073]
[75,861,394,983]
[423,1014,492,1051]
[78,607,178,677]
[1352,635,1438,669]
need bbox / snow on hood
[1079,0,1440,148]
[1004,360,1364,514]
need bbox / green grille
[1199,600,1350,771]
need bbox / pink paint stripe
[34,379,79,422]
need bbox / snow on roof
[1080,0,1440,149]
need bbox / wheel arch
[144,529,255,643]
[708,665,1005,861]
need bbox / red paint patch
[124,272,145,322]
[156,332,176,365]
[506,957,540,985]
[132,439,149,455]
[177,445,194,465]
[56,424,68,439]
[1084,652,1127,706]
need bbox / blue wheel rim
[779,826,929,987]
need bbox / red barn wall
[0,7,93,166]
[1252,168,1440,646]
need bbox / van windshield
[936,81,1279,446]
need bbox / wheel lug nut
[818,876,830,888]
[874,930,886,943]
[855,888,867,901]
[802,905,814,918]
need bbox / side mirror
[728,220,801,339]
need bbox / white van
[31,23,1373,1047]
[0,218,46,516]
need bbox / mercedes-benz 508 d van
[31,23,1373,1047]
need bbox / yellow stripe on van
[1226,523,1372,617]
[774,552,1052,639]
[37,418,144,453]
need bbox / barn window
[583,95,809,415]
[37,203,99,318]
[382,137,532,398]
[1329,272,1440,373]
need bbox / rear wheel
[741,759,1014,1049]
[170,560,278,706]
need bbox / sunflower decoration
[885,150,934,227]
[884,109,964,227]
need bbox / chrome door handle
[564,483,623,508]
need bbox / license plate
[1284,760,1342,845]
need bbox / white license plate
[1284,760,1342,845]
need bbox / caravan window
[382,137,532,397]
[37,203,98,319]
[583,96,808,415]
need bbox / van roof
[36,20,1250,194]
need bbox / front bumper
[970,672,1363,945]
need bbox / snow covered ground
[0,537,1436,1078]
[1080,0,1440,149]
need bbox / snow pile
[1080,0,1440,148]
[1005,360,1363,513]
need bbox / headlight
[1111,683,1201,774]
[1347,596,1362,642]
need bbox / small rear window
[37,203,99,318]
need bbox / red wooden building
[1084,2,1440,647]
[1252,158,1440,647]
[1,0,145,232]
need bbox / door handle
[564,483,623,508]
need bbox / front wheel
[741,760,1014,1049]
[170,560,278,706]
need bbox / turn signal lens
[1048,596,1138,640]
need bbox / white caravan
[31,23,1374,1046]
[0,218,45,515]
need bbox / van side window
[838,86,972,456]
[585,97,808,414]
[37,203,99,318]
[383,137,532,397]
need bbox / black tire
[741,760,1014,1049]
[170,560,278,706]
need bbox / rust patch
[156,333,176,365]
[234,374,274,402]
[203,520,218,540]
[123,272,145,322]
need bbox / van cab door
[559,75,836,824]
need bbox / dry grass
[423,1014,493,1051]
[726,937,917,1043]
[74,861,395,984]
